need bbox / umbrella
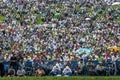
[85,18,91,21]
[75,48,94,55]
[112,2,120,5]
[54,13,62,18]
[80,7,87,10]
[108,46,120,52]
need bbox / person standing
[0,52,5,77]
[10,53,18,73]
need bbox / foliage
[36,14,43,24]
[0,5,120,24]
[0,14,5,22]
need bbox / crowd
[0,0,120,77]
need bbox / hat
[5,53,9,56]
[27,56,31,60]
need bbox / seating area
[0,0,120,77]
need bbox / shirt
[17,69,26,75]
[62,66,72,74]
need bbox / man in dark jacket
[0,52,4,77]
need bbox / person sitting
[17,67,26,76]
[8,66,15,77]
[24,59,33,76]
[50,64,61,76]
[77,61,84,75]
[86,61,96,76]
[62,66,72,76]
[35,67,45,76]
[95,62,105,76]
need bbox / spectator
[24,59,33,76]
[86,61,96,76]
[10,53,18,73]
[77,61,85,75]
[17,67,26,76]
[50,64,61,76]
[62,66,72,76]
[95,62,106,76]
[0,52,4,77]
[35,67,45,76]
[8,66,15,77]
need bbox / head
[39,67,43,70]
[10,66,14,69]
[99,62,102,65]
[18,67,23,70]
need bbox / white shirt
[17,69,26,76]
[52,65,61,72]
[62,66,72,74]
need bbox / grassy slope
[0,5,119,24]
[36,14,43,24]
[0,76,120,80]
[112,5,120,22]
[0,14,5,22]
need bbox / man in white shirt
[17,67,26,76]
[50,64,61,76]
[62,66,72,76]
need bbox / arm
[13,69,16,76]
[17,70,20,76]
[62,69,66,74]
[22,69,26,75]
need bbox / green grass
[112,5,120,9]
[0,14,5,22]
[114,15,120,22]
[0,76,120,80]
[0,5,120,24]
[112,5,120,22]
[36,14,43,24]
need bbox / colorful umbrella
[108,46,120,52]
[75,48,94,55]
[54,13,62,18]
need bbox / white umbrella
[80,7,87,10]
[85,18,91,21]
[75,48,94,56]
[112,2,120,5]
